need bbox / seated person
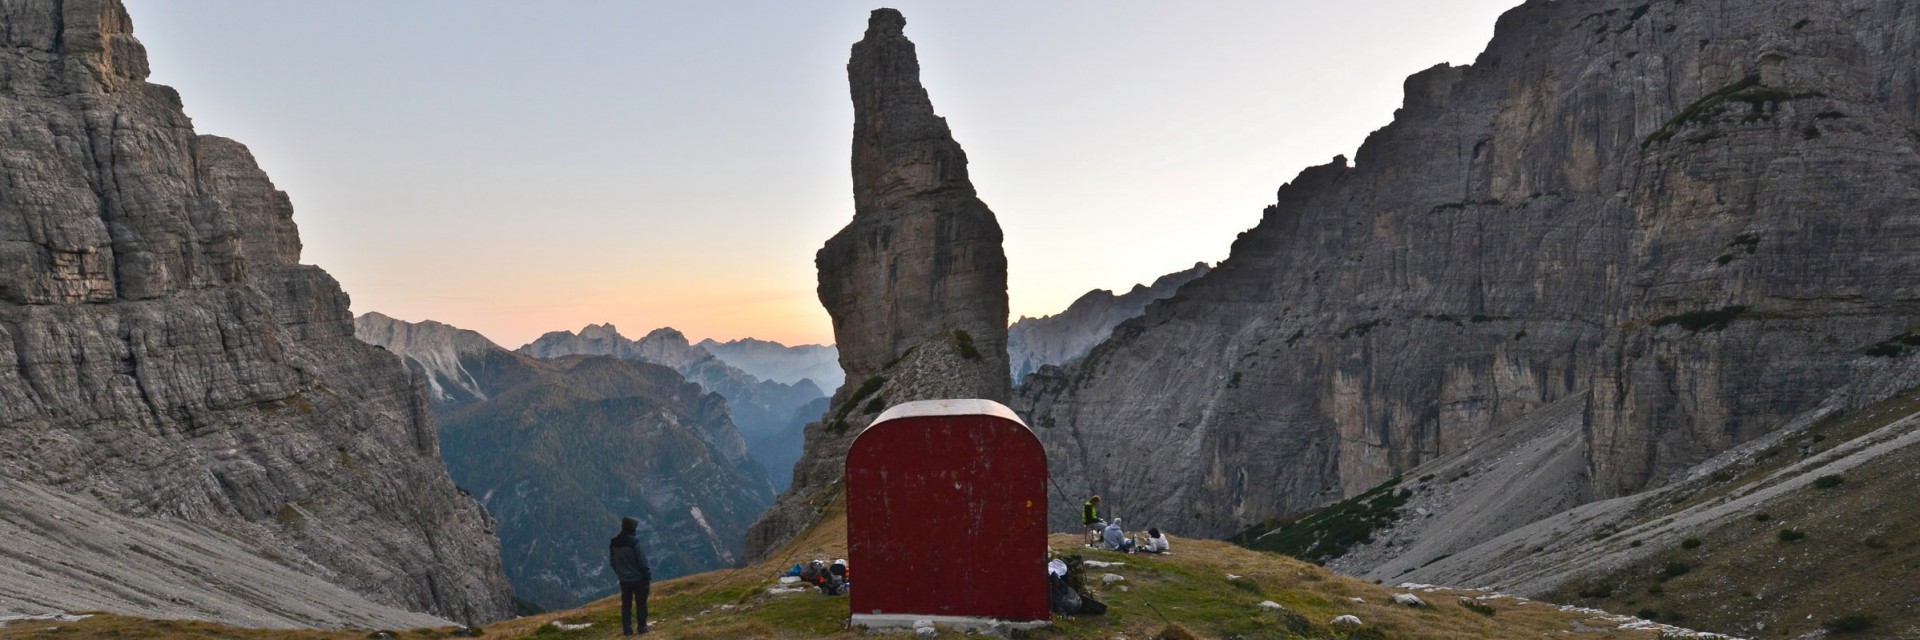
[1103,518,1136,552]
[1082,495,1106,545]
[1140,528,1170,554]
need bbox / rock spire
[820,7,1011,400]
[746,8,1013,558]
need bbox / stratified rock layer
[1019,0,1920,538]
[0,0,512,625]
[746,8,1012,559]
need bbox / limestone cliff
[0,0,512,625]
[1007,262,1210,383]
[356,314,775,610]
[1019,0,1920,539]
[744,8,1013,559]
[356,312,502,406]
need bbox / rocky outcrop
[815,7,1010,401]
[698,337,843,392]
[0,0,513,625]
[357,314,774,610]
[0,478,453,630]
[356,312,501,406]
[745,8,1014,559]
[1019,0,1920,539]
[1007,262,1210,383]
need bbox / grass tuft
[1824,614,1878,633]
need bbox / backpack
[1047,574,1082,614]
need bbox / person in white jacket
[1140,528,1170,554]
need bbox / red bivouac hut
[846,399,1050,628]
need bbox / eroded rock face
[1019,0,1920,539]
[0,0,512,624]
[746,8,1012,559]
[1008,262,1210,383]
[817,7,1010,401]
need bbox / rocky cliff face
[1019,0,1920,539]
[745,8,1014,559]
[356,312,502,406]
[697,337,843,392]
[815,7,1010,402]
[0,0,513,625]
[1008,262,1210,383]
[356,314,774,610]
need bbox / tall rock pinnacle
[746,8,1012,559]
[819,7,1011,400]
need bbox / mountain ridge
[355,313,775,610]
[1017,0,1920,543]
[0,0,514,626]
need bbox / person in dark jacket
[609,517,652,636]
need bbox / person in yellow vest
[1082,495,1105,545]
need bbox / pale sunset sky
[122,1,1522,348]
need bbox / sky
[121,0,1523,348]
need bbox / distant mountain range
[698,337,843,392]
[355,313,775,610]
[518,325,826,444]
[1007,262,1210,383]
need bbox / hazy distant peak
[576,323,625,341]
[354,313,506,404]
[1006,262,1212,383]
[641,326,691,344]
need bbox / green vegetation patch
[1230,477,1408,563]
[1643,75,1827,147]
[953,330,982,360]
[1338,319,1388,339]
[1862,333,1920,358]
[1824,613,1878,634]
[1651,305,1750,332]
[828,375,888,433]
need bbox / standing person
[609,517,652,636]
[1082,495,1105,545]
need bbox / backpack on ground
[1047,573,1082,614]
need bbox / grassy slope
[1548,388,1920,638]
[7,492,1687,640]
